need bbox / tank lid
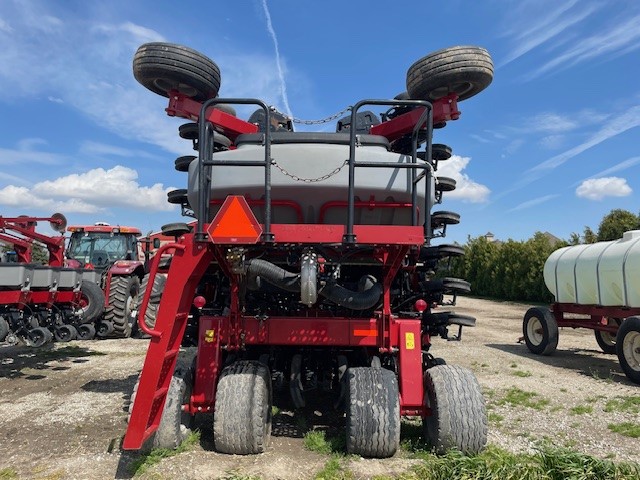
[622,230,640,241]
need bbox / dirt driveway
[1,297,638,479]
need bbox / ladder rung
[164,348,179,361]
[152,386,169,401]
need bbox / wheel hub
[527,317,543,346]
[623,331,640,371]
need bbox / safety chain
[272,158,349,183]
[271,106,352,125]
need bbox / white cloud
[508,194,560,212]
[437,155,490,203]
[0,166,178,213]
[575,177,632,200]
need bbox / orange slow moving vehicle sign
[207,196,262,244]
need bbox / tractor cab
[66,224,141,270]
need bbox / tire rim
[622,331,640,372]
[526,317,543,346]
[600,330,616,346]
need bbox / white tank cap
[622,230,640,241]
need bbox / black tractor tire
[27,327,53,347]
[435,176,457,192]
[523,306,559,355]
[595,318,620,354]
[345,367,400,458]
[133,42,221,101]
[431,211,461,228]
[105,275,140,338]
[423,364,487,454]
[161,222,191,237]
[432,144,452,161]
[54,324,77,342]
[78,280,105,324]
[96,320,114,338]
[213,360,272,454]
[136,273,167,330]
[167,189,189,205]
[616,316,640,384]
[0,316,9,342]
[76,323,96,340]
[406,46,494,102]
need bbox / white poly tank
[543,230,640,307]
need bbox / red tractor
[125,42,493,456]
[66,224,146,338]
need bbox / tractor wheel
[76,323,96,341]
[136,273,167,331]
[27,327,53,348]
[213,360,272,454]
[133,42,221,101]
[175,154,196,172]
[345,367,400,458]
[523,306,558,355]
[96,319,115,338]
[167,189,189,205]
[0,316,9,342]
[105,275,140,338]
[423,364,487,454]
[54,324,77,342]
[595,318,620,354]
[406,46,493,102]
[78,280,105,324]
[616,316,640,384]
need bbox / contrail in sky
[261,0,293,118]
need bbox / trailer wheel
[133,42,221,101]
[27,327,53,347]
[406,46,493,102]
[96,319,114,338]
[594,318,619,354]
[423,364,487,454]
[76,323,96,340]
[345,367,400,458]
[54,324,77,342]
[0,316,9,342]
[105,275,140,338]
[523,306,558,355]
[136,273,167,331]
[78,280,105,324]
[616,316,640,384]
[213,360,272,454]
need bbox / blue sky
[0,0,639,244]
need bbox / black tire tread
[137,273,167,329]
[105,275,139,338]
[523,306,558,355]
[616,316,640,384]
[79,280,105,324]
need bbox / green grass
[496,387,550,410]
[0,468,18,479]
[570,405,593,415]
[128,431,200,476]
[219,470,261,480]
[408,444,640,480]
[608,422,640,438]
[303,430,345,455]
[604,396,640,414]
[271,405,281,417]
[488,412,504,423]
[512,370,532,378]
[314,456,353,480]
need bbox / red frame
[551,302,640,333]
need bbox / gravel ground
[0,296,639,479]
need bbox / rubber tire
[289,353,305,409]
[76,323,96,340]
[345,367,400,458]
[96,320,114,338]
[432,144,452,161]
[423,365,487,454]
[0,316,9,342]
[616,316,640,384]
[435,176,456,192]
[27,327,53,347]
[431,211,461,228]
[213,360,272,454]
[523,306,558,355]
[161,222,191,237]
[167,189,189,205]
[54,324,77,342]
[105,275,140,338]
[175,155,196,172]
[407,46,493,102]
[136,273,167,330]
[78,280,105,324]
[594,318,619,354]
[133,42,220,101]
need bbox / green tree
[583,226,598,244]
[597,209,640,241]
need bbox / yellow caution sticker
[204,329,215,343]
[405,332,415,350]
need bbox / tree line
[452,209,640,303]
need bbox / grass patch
[220,470,261,480]
[488,412,504,424]
[570,405,593,415]
[604,396,640,414]
[496,387,550,410]
[304,430,346,455]
[608,422,640,438]
[0,468,17,479]
[512,370,532,378]
[271,405,281,417]
[409,444,640,480]
[314,456,353,480]
[128,431,200,476]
